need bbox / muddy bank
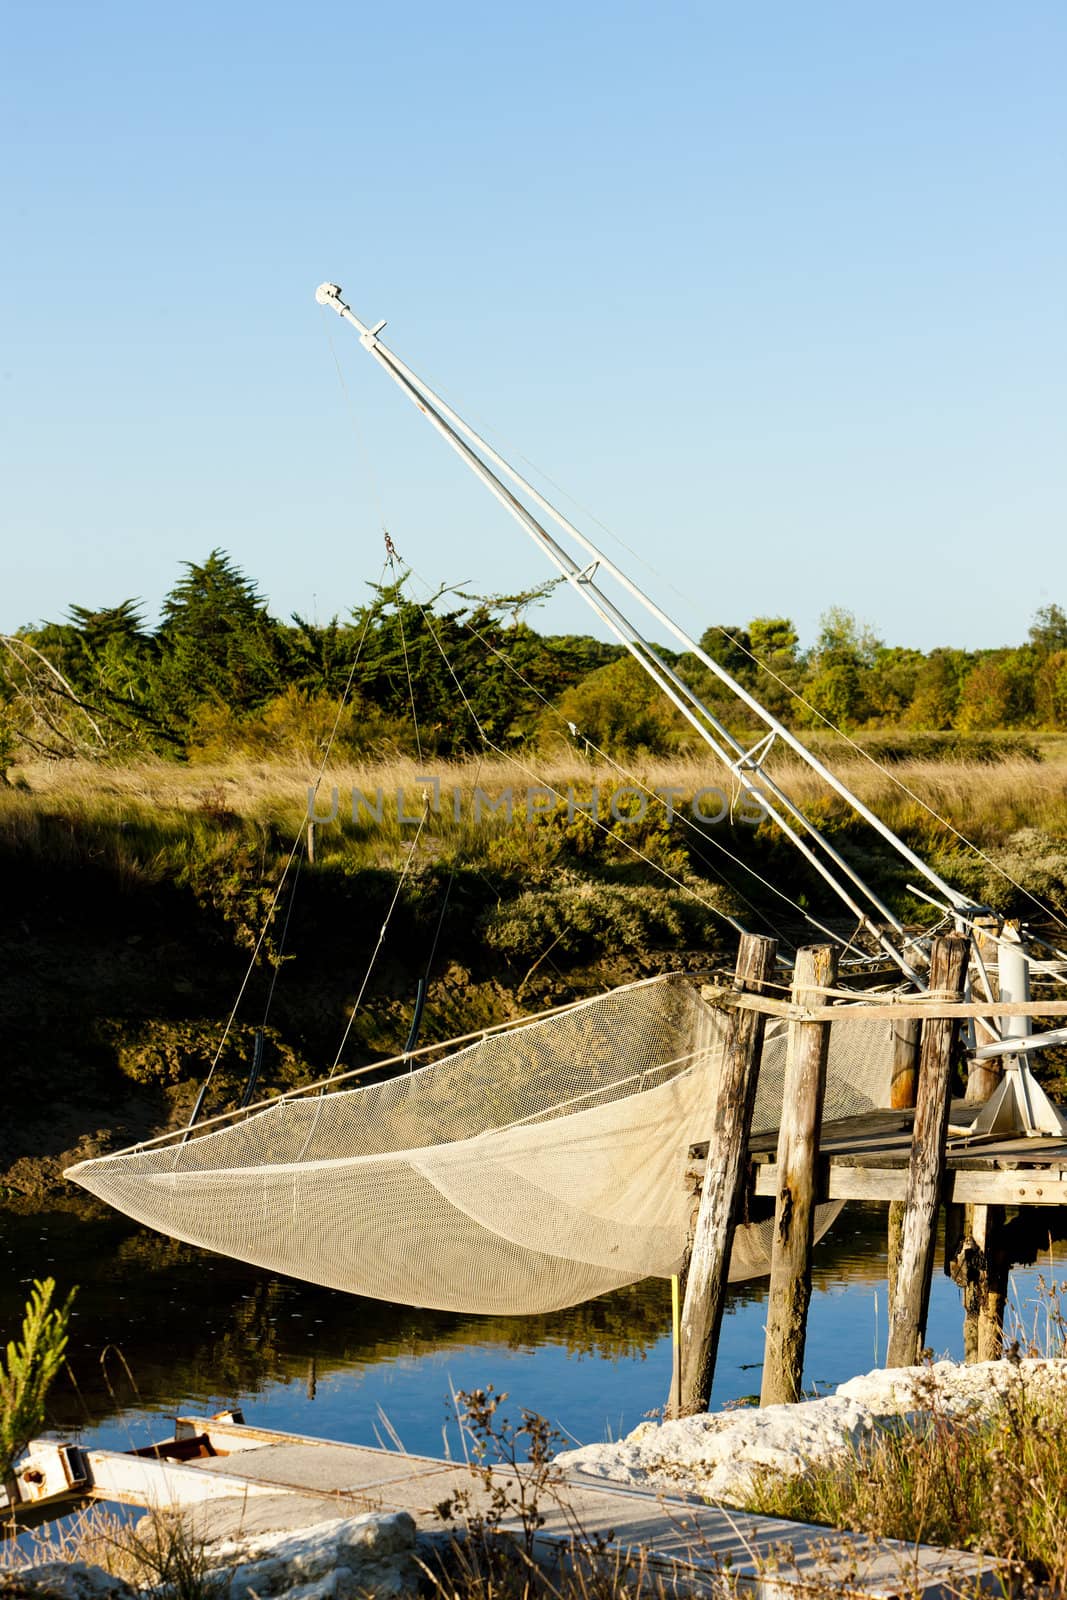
[0,812,718,1197]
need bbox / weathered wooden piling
[887,1016,921,1316]
[760,944,835,1407]
[950,1203,1010,1363]
[958,917,1007,1359]
[676,932,777,1416]
[890,1017,922,1110]
[886,935,969,1367]
[966,914,1002,1101]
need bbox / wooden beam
[703,991,1067,1024]
[761,945,835,1407]
[887,936,969,1367]
[676,933,777,1417]
[752,1162,1067,1207]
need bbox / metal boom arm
[316,283,987,980]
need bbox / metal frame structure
[316,282,1067,1133]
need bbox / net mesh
[66,975,895,1314]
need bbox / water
[1,1198,1062,1461]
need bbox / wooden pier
[677,932,1067,1413]
[5,1412,999,1597]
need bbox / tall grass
[743,1366,1067,1589]
[9,738,1067,841]
[5,741,1066,898]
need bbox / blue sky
[3,2,1064,652]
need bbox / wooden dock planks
[10,1415,1001,1598]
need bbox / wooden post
[950,1204,1009,1362]
[887,1017,921,1319]
[966,914,1002,1104]
[886,935,968,1367]
[669,1275,682,1416]
[760,945,835,1407]
[676,932,777,1416]
[976,1207,1010,1361]
[890,1017,921,1111]
[959,917,1006,1357]
[307,820,317,865]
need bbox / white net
[66,975,896,1314]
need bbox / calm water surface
[1,1199,1062,1461]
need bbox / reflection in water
[0,1197,1061,1458]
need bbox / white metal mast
[315,284,993,975]
[316,281,1067,1130]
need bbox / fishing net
[67,975,895,1314]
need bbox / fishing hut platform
[690,1101,1067,1208]
[7,1412,997,1598]
[673,934,1067,1418]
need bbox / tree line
[2,549,1066,766]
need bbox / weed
[4,1504,223,1600]
[741,1364,1067,1592]
[436,1387,565,1562]
[0,1278,75,1482]
[429,1387,681,1600]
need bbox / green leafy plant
[0,1278,75,1481]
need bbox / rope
[323,321,392,539]
[384,533,424,765]
[126,970,709,1158]
[402,577,752,944]
[289,796,433,1164]
[182,559,389,1130]
[330,796,431,1072]
[709,627,1067,938]
[440,599,867,958]
[259,848,303,1028]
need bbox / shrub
[743,1368,1067,1589]
[480,875,725,963]
[930,827,1067,917]
[1,1278,75,1482]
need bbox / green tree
[698,625,754,683]
[807,659,864,726]
[955,651,1033,731]
[905,648,970,729]
[554,654,683,755]
[748,616,799,670]
[865,646,924,724]
[153,550,290,728]
[812,606,882,670]
[1029,603,1067,654]
[1036,650,1067,728]
[802,608,882,727]
[740,616,801,720]
[62,600,175,752]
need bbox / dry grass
[8,737,1067,832]
[2,741,1064,967]
[2,1505,222,1599]
[741,1280,1067,1591]
[743,1369,1067,1592]
[6,739,1066,880]
[767,748,1067,846]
